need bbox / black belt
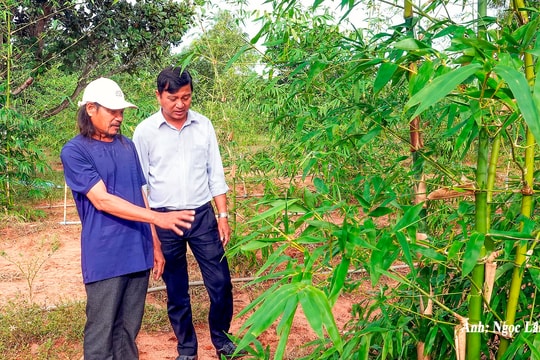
[151,202,211,213]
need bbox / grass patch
[141,302,171,332]
[0,298,180,359]
[0,301,85,360]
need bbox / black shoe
[216,342,247,359]
[176,356,198,360]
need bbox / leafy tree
[0,0,197,210]
[175,8,266,149]
[178,9,260,104]
[3,0,196,117]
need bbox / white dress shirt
[133,109,229,209]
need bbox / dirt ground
[0,200,367,360]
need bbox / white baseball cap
[78,77,137,110]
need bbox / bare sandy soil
[0,201,366,360]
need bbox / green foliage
[8,0,196,76]
[0,0,199,208]
[174,9,266,150]
[3,0,197,121]
[0,108,49,209]
[223,0,540,359]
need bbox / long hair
[77,105,96,138]
[157,67,193,94]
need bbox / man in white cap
[60,77,195,359]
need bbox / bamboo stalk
[497,127,535,358]
[496,0,534,353]
[466,0,489,356]
[467,127,488,360]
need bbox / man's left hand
[218,218,232,246]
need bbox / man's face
[156,84,192,124]
[87,103,124,141]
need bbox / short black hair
[157,67,193,94]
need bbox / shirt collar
[155,109,197,130]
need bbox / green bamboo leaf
[500,332,528,359]
[248,199,299,223]
[302,157,317,178]
[382,330,394,359]
[274,297,298,360]
[515,16,540,49]
[396,232,415,275]
[424,325,439,354]
[393,203,424,232]
[368,206,394,217]
[296,235,327,244]
[405,63,482,118]
[328,257,350,305]
[240,283,298,336]
[298,288,324,338]
[307,60,327,83]
[409,60,435,96]
[494,65,540,144]
[303,187,316,208]
[240,238,281,251]
[276,296,299,335]
[374,62,398,94]
[370,234,398,284]
[412,245,446,262]
[290,61,310,77]
[306,220,339,230]
[495,262,514,281]
[358,333,373,360]
[528,267,540,290]
[487,229,535,241]
[356,126,382,148]
[225,44,252,70]
[439,324,454,345]
[237,279,284,317]
[178,51,196,70]
[313,177,329,194]
[254,244,289,277]
[454,117,477,156]
[531,334,540,360]
[462,233,485,277]
[394,38,431,51]
[300,286,343,350]
[534,64,540,107]
[447,240,463,261]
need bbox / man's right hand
[154,210,195,236]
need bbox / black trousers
[154,202,233,356]
[84,271,150,359]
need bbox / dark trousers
[155,202,233,356]
[83,270,150,360]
